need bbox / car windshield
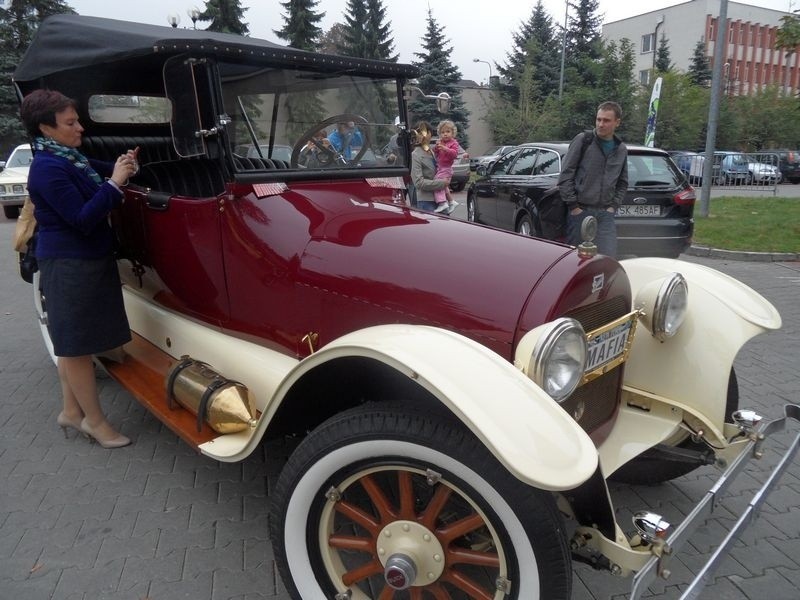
[627,153,684,187]
[7,148,32,168]
[219,65,403,169]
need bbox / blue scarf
[34,136,103,185]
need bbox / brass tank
[166,356,257,434]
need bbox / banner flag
[644,77,663,148]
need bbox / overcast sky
[66,0,795,83]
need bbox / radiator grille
[562,296,629,434]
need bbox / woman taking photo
[20,89,138,448]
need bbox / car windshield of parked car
[508,147,537,175]
[7,148,32,168]
[627,154,684,186]
[219,64,403,170]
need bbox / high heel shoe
[79,418,131,449]
[57,412,84,439]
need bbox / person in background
[328,120,364,161]
[432,119,465,214]
[299,128,332,168]
[409,120,450,213]
[557,101,628,258]
[20,89,138,449]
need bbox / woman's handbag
[14,197,38,283]
[13,196,36,252]
[19,232,38,284]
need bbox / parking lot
[1,210,799,600]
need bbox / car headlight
[12,184,25,194]
[516,318,587,402]
[635,272,688,341]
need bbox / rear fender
[620,257,780,430]
[269,325,598,491]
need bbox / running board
[96,333,218,450]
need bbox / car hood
[280,188,623,359]
[0,166,30,181]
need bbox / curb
[686,245,800,262]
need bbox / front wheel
[516,213,534,236]
[3,204,20,219]
[270,403,571,599]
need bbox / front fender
[277,325,598,491]
[621,257,781,429]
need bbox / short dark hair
[19,89,77,138]
[597,101,622,120]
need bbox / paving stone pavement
[1,216,798,600]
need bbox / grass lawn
[692,197,800,253]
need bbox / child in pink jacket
[433,120,465,214]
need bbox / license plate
[616,205,661,217]
[585,320,633,372]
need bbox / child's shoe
[434,203,449,213]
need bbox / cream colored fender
[270,324,598,491]
[617,257,780,437]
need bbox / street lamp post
[558,0,568,99]
[472,58,492,86]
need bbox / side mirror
[435,92,451,114]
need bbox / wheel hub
[377,520,445,587]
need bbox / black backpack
[537,131,593,240]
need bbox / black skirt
[38,256,131,357]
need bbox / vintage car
[15,15,799,600]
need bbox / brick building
[602,0,800,95]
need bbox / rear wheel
[270,403,572,599]
[466,191,478,222]
[516,213,533,236]
[611,369,739,485]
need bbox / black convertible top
[14,14,418,83]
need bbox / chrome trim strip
[629,404,800,600]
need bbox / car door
[472,148,520,227]
[496,147,538,231]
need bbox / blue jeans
[417,200,438,212]
[567,207,618,258]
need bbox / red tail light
[674,188,696,206]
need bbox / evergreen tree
[410,9,470,149]
[336,0,368,57]
[274,0,324,51]
[364,0,396,61]
[0,0,74,151]
[564,0,602,85]
[497,0,560,103]
[687,40,712,86]
[655,36,672,72]
[198,0,249,35]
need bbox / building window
[640,69,651,85]
[641,33,655,53]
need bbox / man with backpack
[558,101,628,258]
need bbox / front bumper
[577,404,800,600]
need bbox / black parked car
[773,149,800,184]
[466,142,696,258]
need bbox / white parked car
[746,159,781,184]
[0,144,32,219]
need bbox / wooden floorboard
[98,333,217,449]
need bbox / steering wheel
[290,114,371,168]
